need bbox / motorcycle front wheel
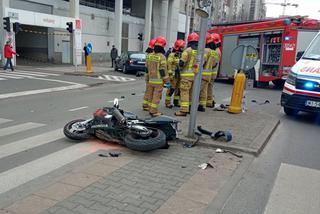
[63,119,91,140]
[124,128,167,152]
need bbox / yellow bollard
[86,55,92,73]
[228,72,246,114]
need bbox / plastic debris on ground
[198,163,214,170]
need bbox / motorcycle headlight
[286,71,297,86]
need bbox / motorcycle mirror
[113,98,119,108]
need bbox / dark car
[114,51,146,74]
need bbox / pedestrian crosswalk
[97,74,136,82]
[0,117,120,206]
[0,70,59,81]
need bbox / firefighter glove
[159,69,166,77]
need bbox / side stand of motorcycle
[64,99,179,152]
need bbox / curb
[176,118,280,156]
[64,72,102,77]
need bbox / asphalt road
[209,104,320,213]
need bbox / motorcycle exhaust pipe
[112,107,126,124]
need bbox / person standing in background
[110,45,118,68]
[83,43,88,66]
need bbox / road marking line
[0,129,63,159]
[13,72,48,77]
[0,118,12,125]
[0,74,23,79]
[17,70,60,76]
[69,106,89,112]
[0,84,87,99]
[0,122,45,138]
[0,141,119,195]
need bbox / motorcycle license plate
[305,100,320,108]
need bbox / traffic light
[138,33,143,41]
[66,22,73,33]
[3,17,10,32]
[13,22,22,34]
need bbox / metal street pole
[187,15,208,138]
[184,0,191,41]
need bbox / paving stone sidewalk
[1,144,241,214]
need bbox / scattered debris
[131,93,136,95]
[98,153,108,157]
[198,163,214,170]
[197,126,232,142]
[181,165,187,168]
[213,104,228,111]
[109,152,122,157]
[215,148,243,158]
[251,99,270,105]
[183,131,202,148]
[120,96,125,99]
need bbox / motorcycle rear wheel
[124,128,167,152]
[63,119,91,140]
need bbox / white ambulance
[281,32,320,115]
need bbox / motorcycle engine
[130,125,152,137]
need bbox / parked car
[114,51,146,74]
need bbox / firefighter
[175,33,199,117]
[145,36,170,117]
[165,39,186,108]
[207,33,222,108]
[198,34,219,112]
[142,38,157,111]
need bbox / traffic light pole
[188,16,208,138]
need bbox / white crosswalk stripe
[0,117,119,198]
[97,74,136,82]
[0,70,60,81]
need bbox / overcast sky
[266,0,320,19]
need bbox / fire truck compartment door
[221,35,238,77]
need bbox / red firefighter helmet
[206,34,215,44]
[212,33,221,45]
[173,39,186,50]
[187,33,199,42]
[155,36,166,48]
[148,38,157,49]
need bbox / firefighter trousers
[143,83,152,109]
[145,84,163,114]
[165,76,176,105]
[179,78,193,113]
[207,74,217,107]
[173,77,180,105]
[200,78,210,107]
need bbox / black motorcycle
[63,99,179,152]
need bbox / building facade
[0,0,266,66]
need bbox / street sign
[87,43,92,54]
[230,45,258,71]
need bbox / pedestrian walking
[110,45,118,68]
[144,36,170,117]
[165,39,185,108]
[142,38,157,111]
[83,43,89,66]
[3,40,17,72]
[175,33,199,117]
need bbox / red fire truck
[208,17,320,87]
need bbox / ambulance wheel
[284,107,299,116]
[272,80,285,89]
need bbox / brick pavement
[1,144,241,214]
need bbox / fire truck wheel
[272,79,285,88]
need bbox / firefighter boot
[175,111,187,117]
[173,98,180,107]
[150,112,163,117]
[198,105,206,112]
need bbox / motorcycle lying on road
[63,99,179,152]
